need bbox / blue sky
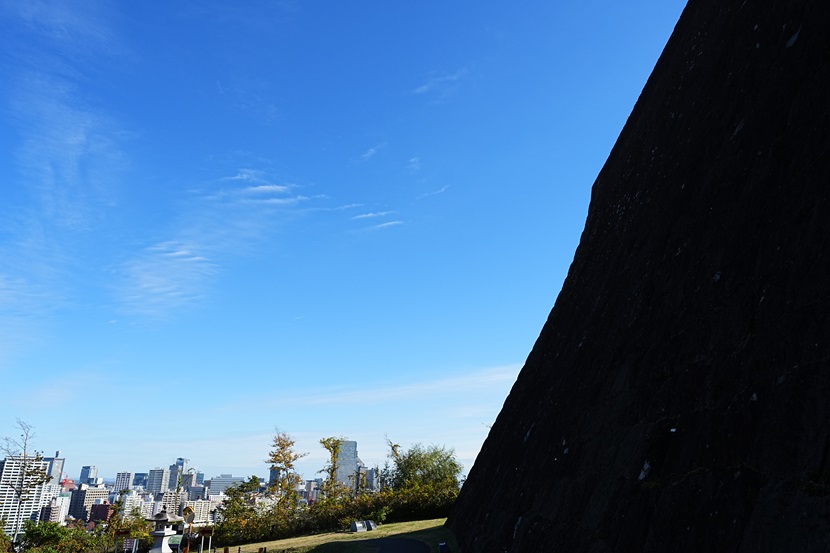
[0,1,687,482]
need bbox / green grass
[217,519,458,553]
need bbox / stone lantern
[148,508,183,553]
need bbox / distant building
[182,499,213,524]
[120,490,147,519]
[89,500,113,523]
[186,485,206,501]
[79,466,98,485]
[147,468,170,495]
[133,473,148,489]
[365,467,379,492]
[195,472,205,486]
[206,474,244,495]
[0,455,54,536]
[39,493,71,524]
[114,472,135,493]
[179,472,197,491]
[43,451,65,486]
[168,458,190,491]
[68,483,109,522]
[334,440,364,489]
[159,490,185,516]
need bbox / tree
[215,476,261,546]
[381,438,462,492]
[266,430,307,511]
[318,437,349,499]
[105,492,153,553]
[1,419,51,545]
[0,527,11,553]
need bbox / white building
[40,493,71,524]
[0,455,55,537]
[120,490,147,519]
[182,500,213,524]
[147,468,170,495]
[206,474,243,495]
[115,471,135,493]
[159,490,185,515]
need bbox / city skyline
[0,2,688,483]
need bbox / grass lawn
[214,518,458,553]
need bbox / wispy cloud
[359,142,387,161]
[118,240,218,317]
[407,156,421,172]
[418,185,450,199]
[369,221,404,230]
[10,75,125,232]
[0,1,129,356]
[224,364,520,411]
[412,69,468,100]
[352,211,394,220]
[115,170,314,318]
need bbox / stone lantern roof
[148,508,184,533]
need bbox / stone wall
[447,1,830,551]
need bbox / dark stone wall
[447,1,830,551]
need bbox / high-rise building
[68,483,108,522]
[43,451,65,486]
[334,440,362,489]
[195,472,204,486]
[0,455,54,537]
[39,493,71,524]
[121,490,144,516]
[186,485,206,501]
[114,472,134,493]
[205,474,244,495]
[79,466,98,485]
[133,473,148,489]
[180,472,197,490]
[158,490,185,515]
[147,468,170,495]
[181,500,212,524]
[168,458,189,491]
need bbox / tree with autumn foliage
[266,429,307,511]
[317,436,349,499]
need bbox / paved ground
[367,537,430,553]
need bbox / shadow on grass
[304,523,458,553]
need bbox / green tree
[0,525,12,553]
[1,419,51,545]
[18,519,103,553]
[266,430,307,511]
[381,438,462,492]
[215,477,258,545]
[105,494,153,553]
[318,437,348,498]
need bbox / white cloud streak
[369,221,404,230]
[359,142,387,161]
[352,211,394,220]
[418,185,450,199]
[115,170,314,318]
[412,69,468,99]
[222,364,520,411]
